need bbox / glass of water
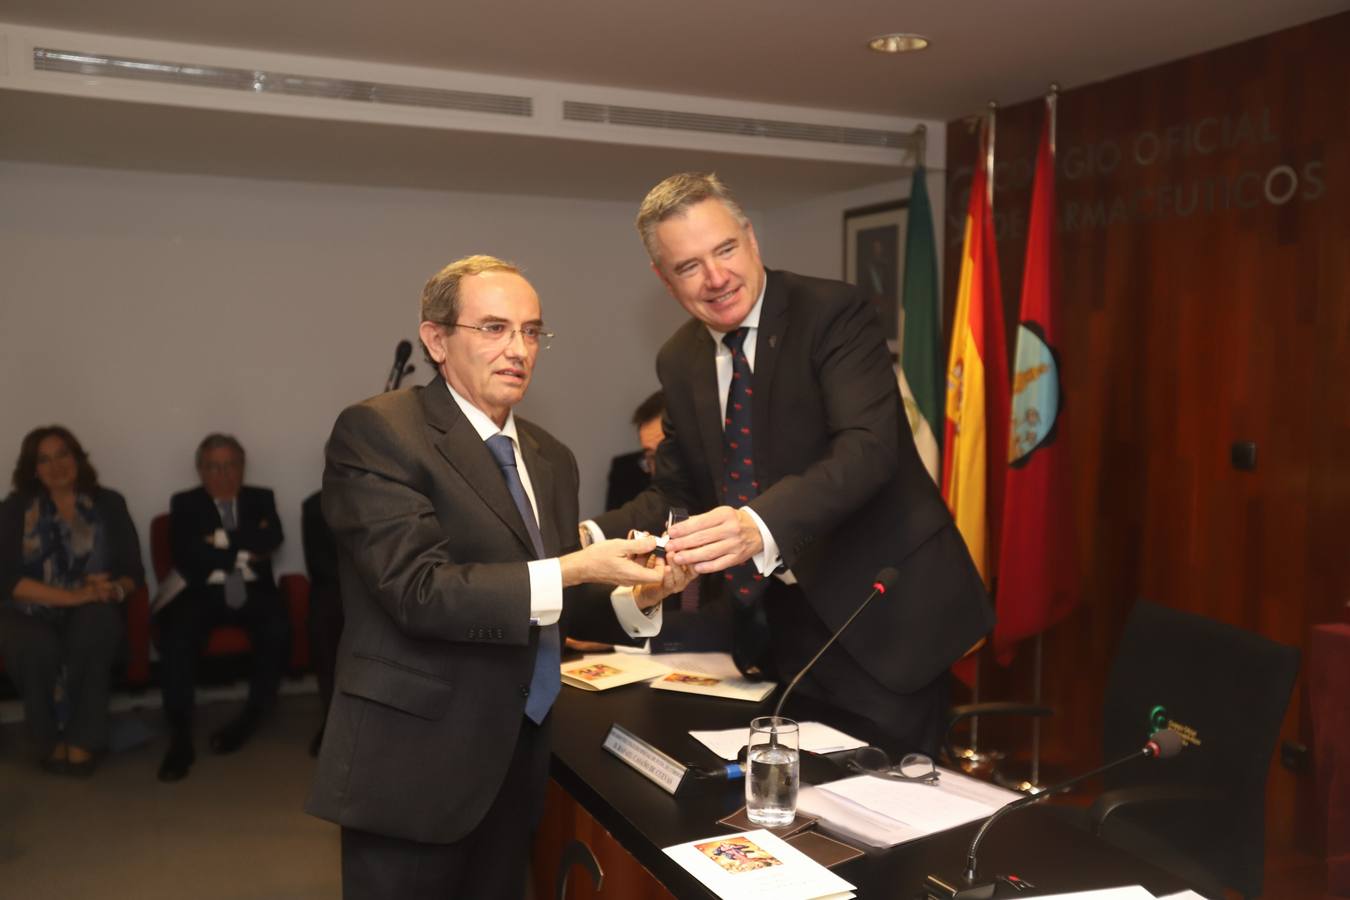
[745,716,799,826]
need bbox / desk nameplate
[603,722,690,795]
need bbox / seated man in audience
[156,433,290,782]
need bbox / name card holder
[603,723,690,795]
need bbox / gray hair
[419,254,522,366]
[635,172,750,263]
[195,433,245,470]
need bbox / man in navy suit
[156,433,290,782]
[591,173,994,753]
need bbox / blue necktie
[485,433,559,724]
[720,328,771,676]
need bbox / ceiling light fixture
[867,33,929,54]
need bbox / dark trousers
[306,583,344,721]
[0,604,124,756]
[764,579,949,756]
[154,583,290,728]
[340,716,551,900]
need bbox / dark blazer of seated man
[306,255,688,900]
[157,433,290,782]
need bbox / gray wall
[0,160,938,579]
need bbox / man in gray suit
[307,255,686,899]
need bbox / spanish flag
[942,127,1010,590]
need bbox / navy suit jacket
[595,269,993,694]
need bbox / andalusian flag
[942,128,1010,588]
[995,99,1078,662]
[899,165,942,482]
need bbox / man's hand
[665,505,763,574]
[560,535,664,588]
[632,555,696,611]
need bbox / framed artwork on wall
[843,199,909,356]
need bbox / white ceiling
[5,0,1345,118]
[2,0,1345,200]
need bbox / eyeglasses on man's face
[451,321,554,350]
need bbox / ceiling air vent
[563,101,908,150]
[33,47,534,117]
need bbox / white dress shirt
[206,497,257,584]
[446,382,659,637]
[583,275,785,580]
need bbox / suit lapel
[687,326,725,482]
[201,488,224,529]
[419,380,539,558]
[517,429,557,557]
[751,270,787,466]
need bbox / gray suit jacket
[595,269,993,694]
[306,378,622,843]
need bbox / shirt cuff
[741,506,782,576]
[579,520,606,546]
[609,586,663,638]
[528,558,563,626]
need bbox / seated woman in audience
[0,425,144,775]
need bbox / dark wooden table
[538,679,1193,899]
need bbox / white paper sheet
[1032,888,1156,899]
[796,784,930,848]
[663,828,856,900]
[802,768,1019,848]
[650,651,745,679]
[689,722,868,761]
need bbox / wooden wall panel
[532,780,675,900]
[942,11,1350,853]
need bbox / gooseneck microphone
[722,568,900,776]
[772,567,900,721]
[924,729,1184,899]
[385,339,414,392]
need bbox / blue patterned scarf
[15,494,107,620]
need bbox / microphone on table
[709,567,900,780]
[923,729,1185,900]
[384,339,414,392]
[773,566,899,722]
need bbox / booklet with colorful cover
[650,669,777,702]
[663,829,856,900]
[560,653,670,691]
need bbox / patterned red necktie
[720,327,771,675]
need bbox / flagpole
[915,123,927,168]
[986,102,997,208]
[1025,84,1058,794]
[965,104,996,769]
[975,100,997,761]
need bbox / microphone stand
[925,732,1179,899]
[772,578,890,723]
[759,572,894,756]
